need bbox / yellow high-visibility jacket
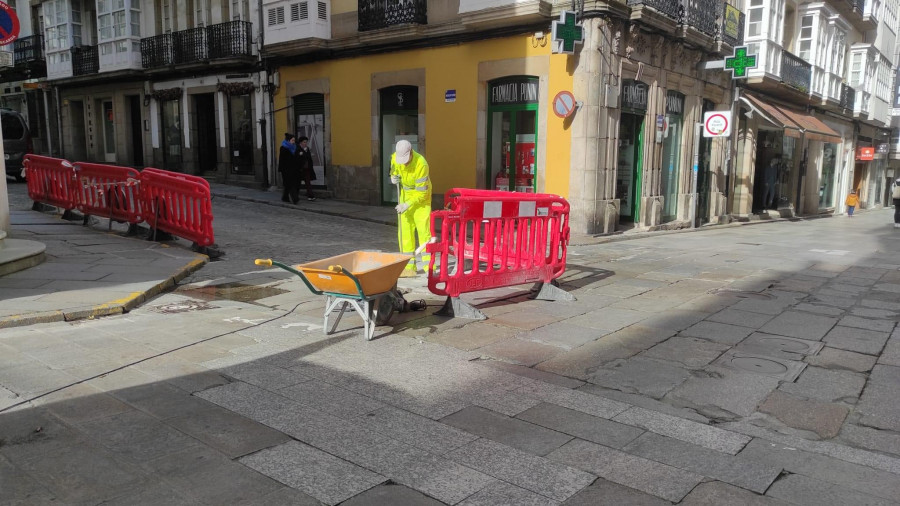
[390,150,432,207]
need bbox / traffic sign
[0,1,21,46]
[703,111,732,137]
[552,90,577,118]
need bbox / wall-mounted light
[532,31,547,48]
[143,95,151,107]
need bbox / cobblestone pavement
[2,179,900,505]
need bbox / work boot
[400,267,418,278]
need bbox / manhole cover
[149,300,218,314]
[729,356,788,374]
[708,288,774,300]
[753,336,815,353]
[176,283,288,303]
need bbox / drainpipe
[55,86,64,158]
[42,87,53,156]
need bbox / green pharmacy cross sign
[724,46,758,79]
[551,10,584,54]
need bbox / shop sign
[724,46,757,79]
[489,78,539,106]
[877,143,889,154]
[551,10,584,54]
[621,79,648,112]
[723,4,741,42]
[666,91,685,116]
[382,87,418,111]
[445,89,456,103]
[857,147,875,160]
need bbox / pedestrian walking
[278,133,300,204]
[390,140,431,277]
[846,189,860,217]
[764,155,780,209]
[297,136,317,202]
[892,178,900,228]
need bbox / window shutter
[290,3,299,21]
[300,1,309,20]
[317,1,326,20]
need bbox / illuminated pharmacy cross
[553,11,584,53]
[724,46,758,78]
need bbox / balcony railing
[358,0,427,32]
[71,45,99,76]
[684,0,718,36]
[781,49,811,93]
[174,27,208,64]
[141,33,173,68]
[840,83,855,111]
[626,0,682,22]
[719,3,744,46]
[13,35,43,65]
[854,0,865,12]
[208,20,252,59]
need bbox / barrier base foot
[148,228,175,242]
[532,281,576,302]
[192,242,224,260]
[126,224,141,236]
[435,297,487,320]
[61,209,77,221]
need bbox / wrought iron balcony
[141,33,173,68]
[718,3,744,46]
[840,83,855,111]
[780,49,811,94]
[71,45,99,76]
[358,0,427,32]
[174,27,208,64]
[854,0,865,13]
[208,20,252,59]
[683,0,717,36]
[13,35,43,65]
[626,0,682,22]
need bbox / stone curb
[0,257,208,330]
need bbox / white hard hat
[395,140,412,165]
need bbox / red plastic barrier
[427,188,570,298]
[24,154,77,210]
[72,162,144,224]
[140,168,215,246]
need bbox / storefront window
[229,94,253,174]
[819,142,838,208]
[102,100,116,160]
[381,85,418,204]
[293,93,326,187]
[660,91,684,222]
[617,79,648,222]
[779,135,796,208]
[487,76,539,192]
[161,99,182,169]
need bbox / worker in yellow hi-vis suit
[390,140,431,277]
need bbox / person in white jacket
[892,178,900,228]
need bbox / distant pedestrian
[845,189,860,217]
[296,136,317,202]
[278,133,300,204]
[892,178,900,227]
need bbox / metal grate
[208,20,252,59]
[840,83,855,111]
[781,49,811,93]
[626,0,683,21]
[358,0,427,32]
[174,27,209,64]
[141,33,174,68]
[684,0,717,35]
[71,45,99,76]
[13,35,44,65]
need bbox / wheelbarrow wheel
[374,294,396,326]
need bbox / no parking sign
[0,1,20,46]
[703,111,732,137]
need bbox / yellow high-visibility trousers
[398,202,431,271]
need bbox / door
[487,108,538,192]
[293,93,326,188]
[228,94,253,174]
[617,113,644,222]
[195,93,217,174]
[128,95,144,167]
[102,100,116,162]
[380,85,418,205]
[696,99,714,224]
[69,100,88,161]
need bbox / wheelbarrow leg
[324,296,349,335]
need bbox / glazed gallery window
[161,99,183,169]
[747,0,763,36]
[798,15,813,63]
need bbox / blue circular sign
[0,2,21,46]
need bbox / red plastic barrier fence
[24,154,77,210]
[140,168,215,246]
[72,162,144,224]
[427,188,570,298]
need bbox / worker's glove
[390,174,401,184]
[395,202,410,214]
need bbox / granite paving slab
[805,347,877,372]
[735,333,824,360]
[164,404,292,459]
[516,322,605,350]
[340,483,444,506]
[765,473,895,506]
[679,481,789,506]
[639,337,730,368]
[758,390,849,439]
[741,438,900,499]
[486,309,566,330]
[758,311,838,341]
[822,325,890,355]
[75,409,201,462]
[856,364,900,431]
[667,366,780,419]
[566,307,651,331]
[637,309,710,331]
[459,481,558,506]
[352,406,476,455]
[560,477,670,505]
[679,321,754,345]
[239,441,385,505]
[217,362,311,390]
[838,424,900,457]
[474,360,585,389]
[423,323,519,351]
[710,350,807,381]
[475,337,565,366]
[512,380,631,419]
[612,405,750,454]
[440,406,573,456]
[777,366,866,403]
[837,315,896,333]
[706,308,775,329]
[278,380,385,418]
[622,432,781,493]
[515,402,644,449]
[447,438,595,502]
[547,439,701,503]
[791,302,845,316]
[577,384,710,423]
[586,357,692,399]
[879,330,900,367]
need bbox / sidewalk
[0,210,207,329]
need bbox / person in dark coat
[278,133,300,204]
[297,136,317,201]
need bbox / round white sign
[704,113,729,137]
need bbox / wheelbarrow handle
[255,259,273,267]
[328,265,344,273]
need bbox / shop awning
[741,93,843,144]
